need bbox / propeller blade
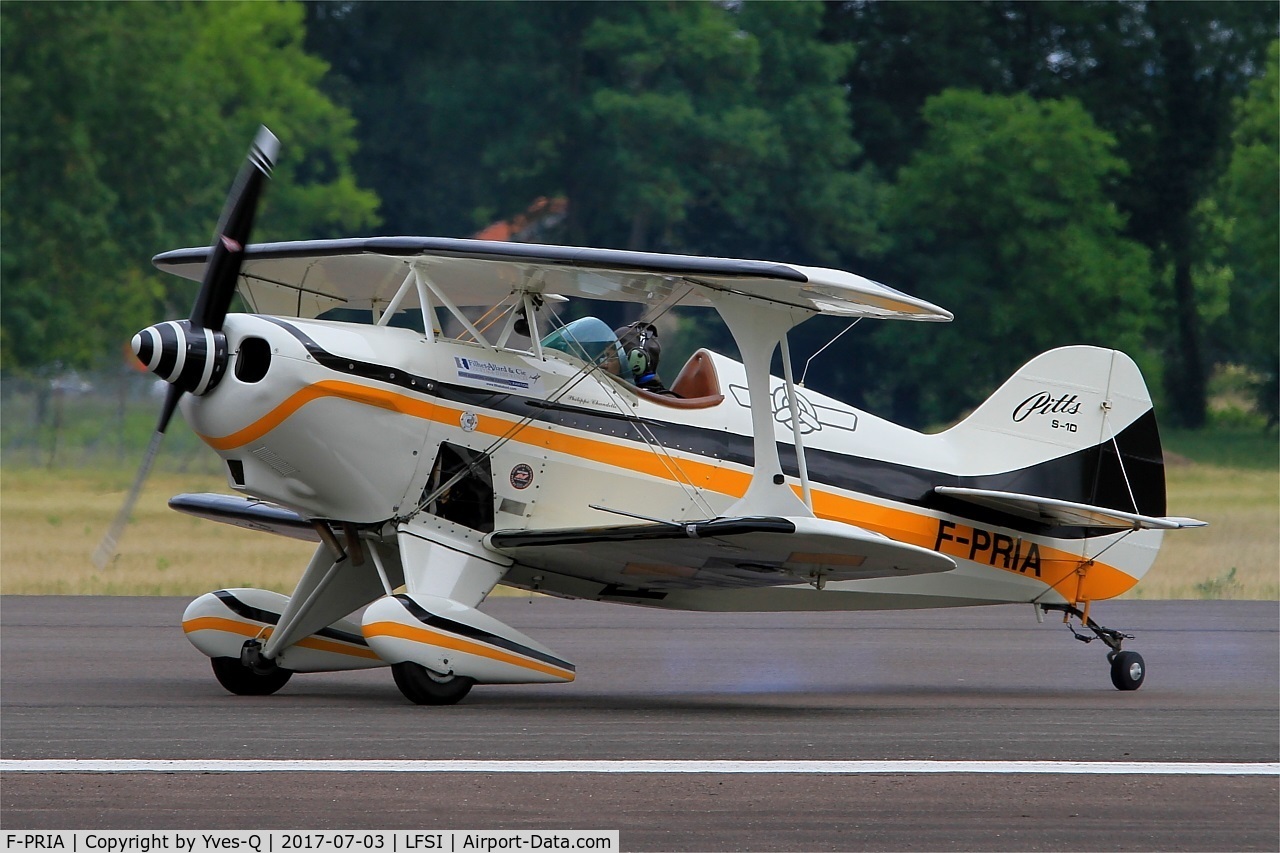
[91,428,167,570]
[92,363,185,570]
[155,381,184,435]
[94,127,279,569]
[189,126,280,331]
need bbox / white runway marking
[3,759,1277,775]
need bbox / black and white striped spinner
[131,320,228,396]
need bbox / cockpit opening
[540,316,723,408]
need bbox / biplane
[98,127,1204,704]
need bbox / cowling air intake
[131,319,228,396]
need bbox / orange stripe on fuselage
[198,380,1138,602]
[807,491,1137,601]
[201,381,441,451]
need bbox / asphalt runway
[2,595,1276,851]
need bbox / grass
[0,468,315,595]
[1121,461,1278,600]
[1,437,1275,599]
[1163,426,1279,471]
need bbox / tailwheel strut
[1037,603,1145,691]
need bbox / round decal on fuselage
[510,463,534,490]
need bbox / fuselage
[181,313,1163,611]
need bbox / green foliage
[679,1,883,264]
[0,1,378,372]
[307,1,873,263]
[3,0,1274,437]
[869,91,1152,425]
[823,1,1276,428]
[1218,40,1280,426]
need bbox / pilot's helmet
[614,321,661,380]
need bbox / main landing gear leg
[1038,603,1144,691]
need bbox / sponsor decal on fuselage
[453,356,542,392]
[510,464,535,490]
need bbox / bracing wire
[799,318,861,387]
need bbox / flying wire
[799,318,861,387]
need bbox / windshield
[541,316,629,381]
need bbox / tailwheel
[210,656,293,696]
[391,661,474,706]
[1038,603,1144,691]
[1109,650,1145,691]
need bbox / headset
[620,322,659,383]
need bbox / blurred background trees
[3,0,1275,430]
[1,1,377,371]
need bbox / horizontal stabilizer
[934,487,1207,530]
[169,493,319,541]
[486,516,955,591]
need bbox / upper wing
[933,486,1207,530]
[486,515,955,591]
[153,237,952,322]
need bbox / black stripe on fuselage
[253,318,1165,538]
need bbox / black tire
[1109,650,1145,691]
[391,661,474,706]
[210,656,293,696]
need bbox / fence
[1,368,223,473]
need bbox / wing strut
[779,331,812,509]
[415,264,486,345]
[707,292,814,518]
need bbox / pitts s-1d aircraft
[98,127,1205,704]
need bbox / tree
[1,1,379,371]
[1108,3,1277,427]
[305,1,875,262]
[682,1,883,266]
[822,1,1276,427]
[1218,40,1280,425]
[868,91,1153,426]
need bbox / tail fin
[942,346,1166,517]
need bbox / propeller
[93,127,279,569]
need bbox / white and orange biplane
[99,128,1204,704]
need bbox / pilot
[614,321,673,395]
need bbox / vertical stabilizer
[942,346,1166,517]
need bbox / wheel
[1109,650,1145,691]
[210,656,293,696]
[391,661,474,706]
